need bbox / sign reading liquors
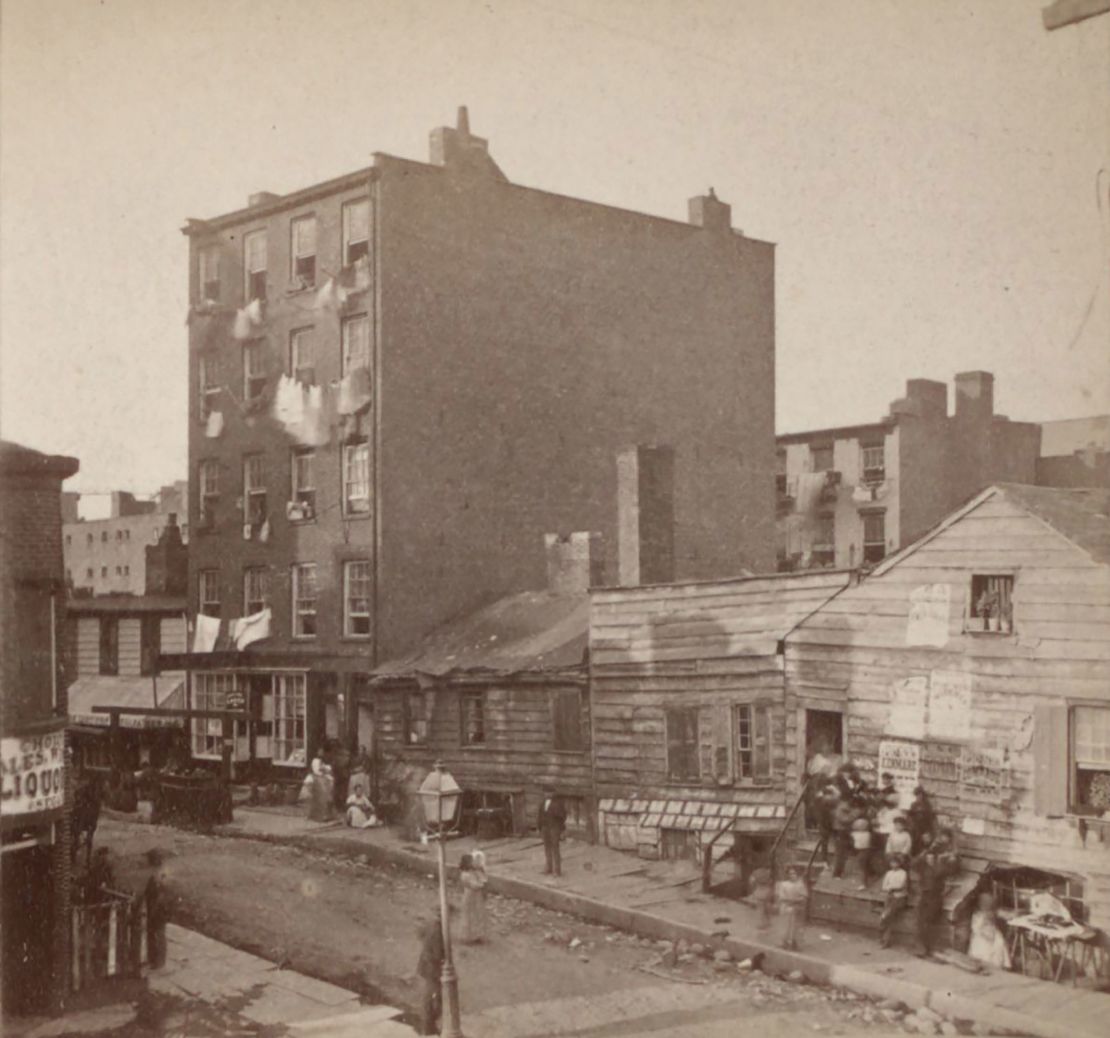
[0,732,65,815]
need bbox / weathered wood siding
[118,618,141,676]
[589,572,852,855]
[371,676,593,830]
[160,616,187,655]
[76,618,99,675]
[785,490,1110,927]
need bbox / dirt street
[96,818,923,1035]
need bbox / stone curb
[218,823,1104,1038]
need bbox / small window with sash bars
[243,454,267,524]
[292,563,317,638]
[290,327,315,385]
[243,566,269,615]
[244,230,267,301]
[290,216,316,288]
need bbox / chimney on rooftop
[688,187,734,234]
[889,379,947,419]
[429,104,499,172]
[544,532,603,594]
[954,371,995,423]
[617,445,676,587]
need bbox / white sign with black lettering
[1,732,65,815]
[878,739,921,809]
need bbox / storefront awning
[599,797,786,832]
[68,674,185,729]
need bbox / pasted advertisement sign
[906,584,951,647]
[928,670,972,742]
[878,740,920,808]
[888,676,928,740]
[958,745,1009,806]
[0,732,65,816]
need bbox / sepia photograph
[1,1,1108,1035]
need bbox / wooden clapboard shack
[369,589,593,837]
[785,484,1110,933]
[589,570,853,866]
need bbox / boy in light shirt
[878,854,909,949]
[887,815,913,859]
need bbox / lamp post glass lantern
[418,762,463,1038]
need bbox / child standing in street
[775,865,808,951]
[878,854,909,948]
[748,867,775,931]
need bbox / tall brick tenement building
[0,440,79,1016]
[177,108,775,777]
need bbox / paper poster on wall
[961,815,986,836]
[928,669,972,741]
[906,584,951,647]
[959,745,1009,806]
[888,676,928,740]
[878,740,921,808]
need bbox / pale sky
[2,0,1107,497]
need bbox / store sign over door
[0,732,66,815]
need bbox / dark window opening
[99,618,119,676]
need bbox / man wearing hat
[537,787,567,877]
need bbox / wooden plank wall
[119,619,141,676]
[371,676,593,828]
[160,616,187,655]
[76,618,99,676]
[785,491,1110,928]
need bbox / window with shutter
[736,702,773,781]
[552,689,586,751]
[1033,703,1068,817]
[665,708,700,782]
[1072,705,1110,814]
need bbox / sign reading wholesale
[0,732,65,815]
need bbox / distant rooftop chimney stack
[249,191,280,208]
[544,532,603,594]
[890,378,947,419]
[954,371,995,423]
[688,188,733,233]
[429,105,504,179]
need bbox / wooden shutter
[1033,703,1069,817]
[553,689,585,751]
[752,702,772,780]
[666,708,699,781]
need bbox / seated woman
[345,783,381,828]
[968,892,1011,969]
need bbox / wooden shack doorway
[804,708,844,830]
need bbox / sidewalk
[9,923,413,1038]
[221,804,1110,1038]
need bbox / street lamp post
[418,761,463,1038]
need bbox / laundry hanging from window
[205,410,224,439]
[231,607,272,651]
[336,365,372,415]
[192,614,221,653]
[232,298,265,340]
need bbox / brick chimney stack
[617,445,676,587]
[954,371,995,423]
[544,532,603,593]
[688,188,734,233]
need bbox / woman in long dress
[457,853,489,944]
[307,754,335,822]
[967,893,1011,969]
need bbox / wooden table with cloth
[1005,913,1104,985]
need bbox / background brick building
[177,107,775,778]
[0,440,79,1016]
[775,371,1041,571]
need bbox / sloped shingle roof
[995,483,1110,566]
[373,590,588,680]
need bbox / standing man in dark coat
[911,830,959,958]
[538,787,567,877]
